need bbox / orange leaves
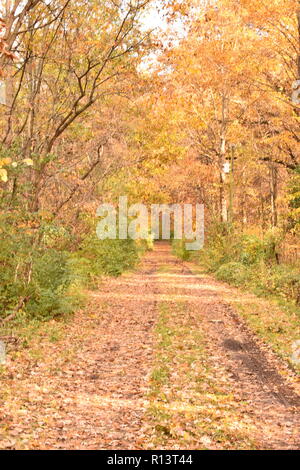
[0,19,15,78]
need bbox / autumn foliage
[0,0,299,320]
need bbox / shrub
[172,239,191,261]
[287,167,300,236]
[263,264,300,304]
[0,216,33,317]
[196,222,300,306]
[215,262,251,286]
[239,235,265,266]
[78,235,140,277]
[67,255,92,288]
[26,249,77,319]
[198,224,240,271]
[0,212,145,322]
[262,227,284,263]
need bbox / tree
[0,0,152,213]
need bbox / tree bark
[297,5,300,79]
[270,163,278,227]
[219,135,228,223]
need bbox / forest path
[0,243,299,449]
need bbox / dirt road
[0,243,299,449]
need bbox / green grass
[189,264,300,374]
[145,301,257,450]
[234,297,300,372]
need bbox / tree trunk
[270,163,278,227]
[241,171,247,228]
[297,6,300,79]
[219,135,228,223]
[2,0,14,109]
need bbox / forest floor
[0,242,299,450]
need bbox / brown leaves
[0,244,299,450]
[0,20,15,78]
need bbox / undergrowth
[0,214,146,325]
[198,224,300,306]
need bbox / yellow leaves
[0,157,34,182]
[0,159,10,181]
[0,158,11,181]
[22,158,33,167]
[0,168,8,182]
[0,158,11,166]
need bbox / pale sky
[138,1,187,72]
[140,0,186,38]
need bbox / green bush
[196,223,300,306]
[33,250,70,292]
[198,224,240,271]
[287,167,300,236]
[0,215,142,321]
[78,235,140,277]
[67,255,92,288]
[0,217,32,315]
[264,265,300,304]
[215,262,251,286]
[172,239,191,261]
[239,235,265,265]
[0,229,79,320]
[26,249,78,319]
[262,227,283,263]
[0,209,146,322]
